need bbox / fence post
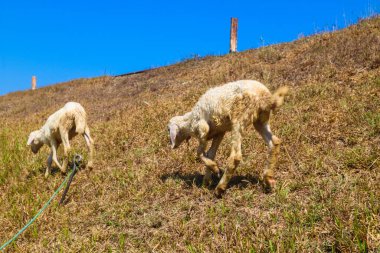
[230,18,238,53]
[31,76,36,90]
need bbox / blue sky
[0,1,378,95]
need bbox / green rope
[0,167,76,251]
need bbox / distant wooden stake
[32,76,36,90]
[230,18,238,53]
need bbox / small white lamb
[27,102,94,177]
[168,80,288,197]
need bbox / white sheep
[27,102,94,177]
[168,80,288,197]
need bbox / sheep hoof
[213,166,220,175]
[202,177,212,188]
[263,174,276,193]
[87,161,94,170]
[214,187,225,198]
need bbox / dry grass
[0,17,379,252]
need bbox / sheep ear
[27,133,35,146]
[27,131,40,146]
[169,125,178,148]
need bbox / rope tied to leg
[0,154,82,251]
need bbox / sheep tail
[271,86,289,109]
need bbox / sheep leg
[206,134,224,161]
[45,151,53,178]
[254,121,281,191]
[215,124,242,197]
[83,126,94,169]
[197,141,220,175]
[203,134,224,187]
[51,141,63,171]
[60,129,71,174]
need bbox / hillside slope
[0,17,379,252]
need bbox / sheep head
[168,114,191,149]
[27,130,44,154]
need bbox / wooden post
[31,76,36,90]
[230,18,238,53]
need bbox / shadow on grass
[160,171,260,189]
[160,171,204,188]
[27,163,82,179]
[26,166,62,179]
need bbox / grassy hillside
[0,17,379,252]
